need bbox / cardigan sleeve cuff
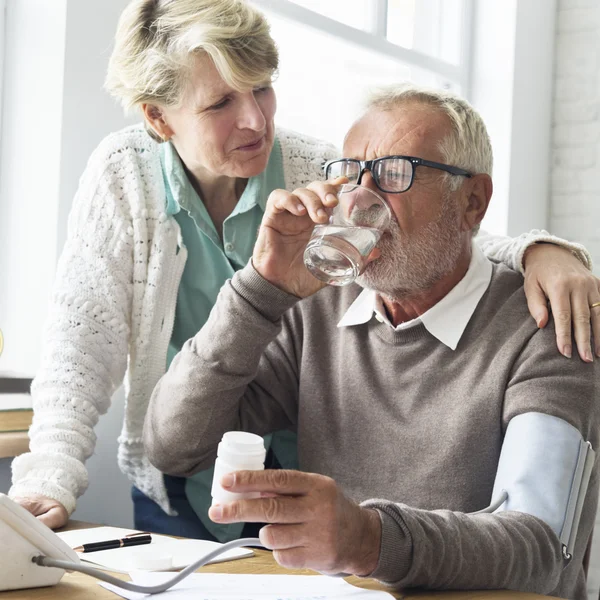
[9,451,89,515]
[8,480,78,516]
[517,230,593,274]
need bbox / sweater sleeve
[144,262,302,478]
[360,502,564,594]
[8,151,134,515]
[475,228,593,274]
[360,320,599,595]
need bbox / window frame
[251,0,474,96]
[0,0,6,143]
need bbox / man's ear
[461,174,493,232]
[141,104,174,141]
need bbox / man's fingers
[292,189,330,224]
[306,179,343,207]
[267,190,307,218]
[323,175,349,186]
[273,547,338,574]
[267,189,298,215]
[222,469,323,495]
[270,189,330,224]
[524,279,549,328]
[259,524,306,550]
[273,547,310,571]
[570,290,593,362]
[209,495,309,524]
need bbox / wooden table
[0,375,32,459]
[0,521,553,600]
[0,431,29,459]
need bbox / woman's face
[153,55,277,180]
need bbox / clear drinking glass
[303,184,392,286]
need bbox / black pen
[74,534,152,553]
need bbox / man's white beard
[356,196,465,301]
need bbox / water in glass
[304,224,380,286]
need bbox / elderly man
[144,85,599,599]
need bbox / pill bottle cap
[217,431,266,468]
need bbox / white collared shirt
[337,241,493,350]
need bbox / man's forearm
[144,262,300,477]
[363,501,564,594]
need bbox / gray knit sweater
[145,260,599,600]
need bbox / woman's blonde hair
[105,0,278,121]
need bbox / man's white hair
[365,84,493,192]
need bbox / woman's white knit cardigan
[8,124,592,516]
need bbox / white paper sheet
[100,572,395,600]
[56,526,252,573]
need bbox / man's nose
[238,92,267,131]
[356,168,378,192]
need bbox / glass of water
[303,184,391,286]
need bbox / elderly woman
[8,0,600,542]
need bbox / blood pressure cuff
[491,411,595,558]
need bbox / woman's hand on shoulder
[523,242,600,362]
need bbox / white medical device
[491,412,595,560]
[0,493,260,594]
[0,493,81,591]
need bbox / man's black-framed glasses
[324,156,473,194]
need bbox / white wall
[0,0,67,374]
[551,0,600,275]
[0,0,134,527]
[550,3,600,595]
[473,0,557,237]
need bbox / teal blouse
[161,139,298,542]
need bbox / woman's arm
[9,152,134,527]
[475,229,599,361]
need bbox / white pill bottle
[211,431,266,506]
